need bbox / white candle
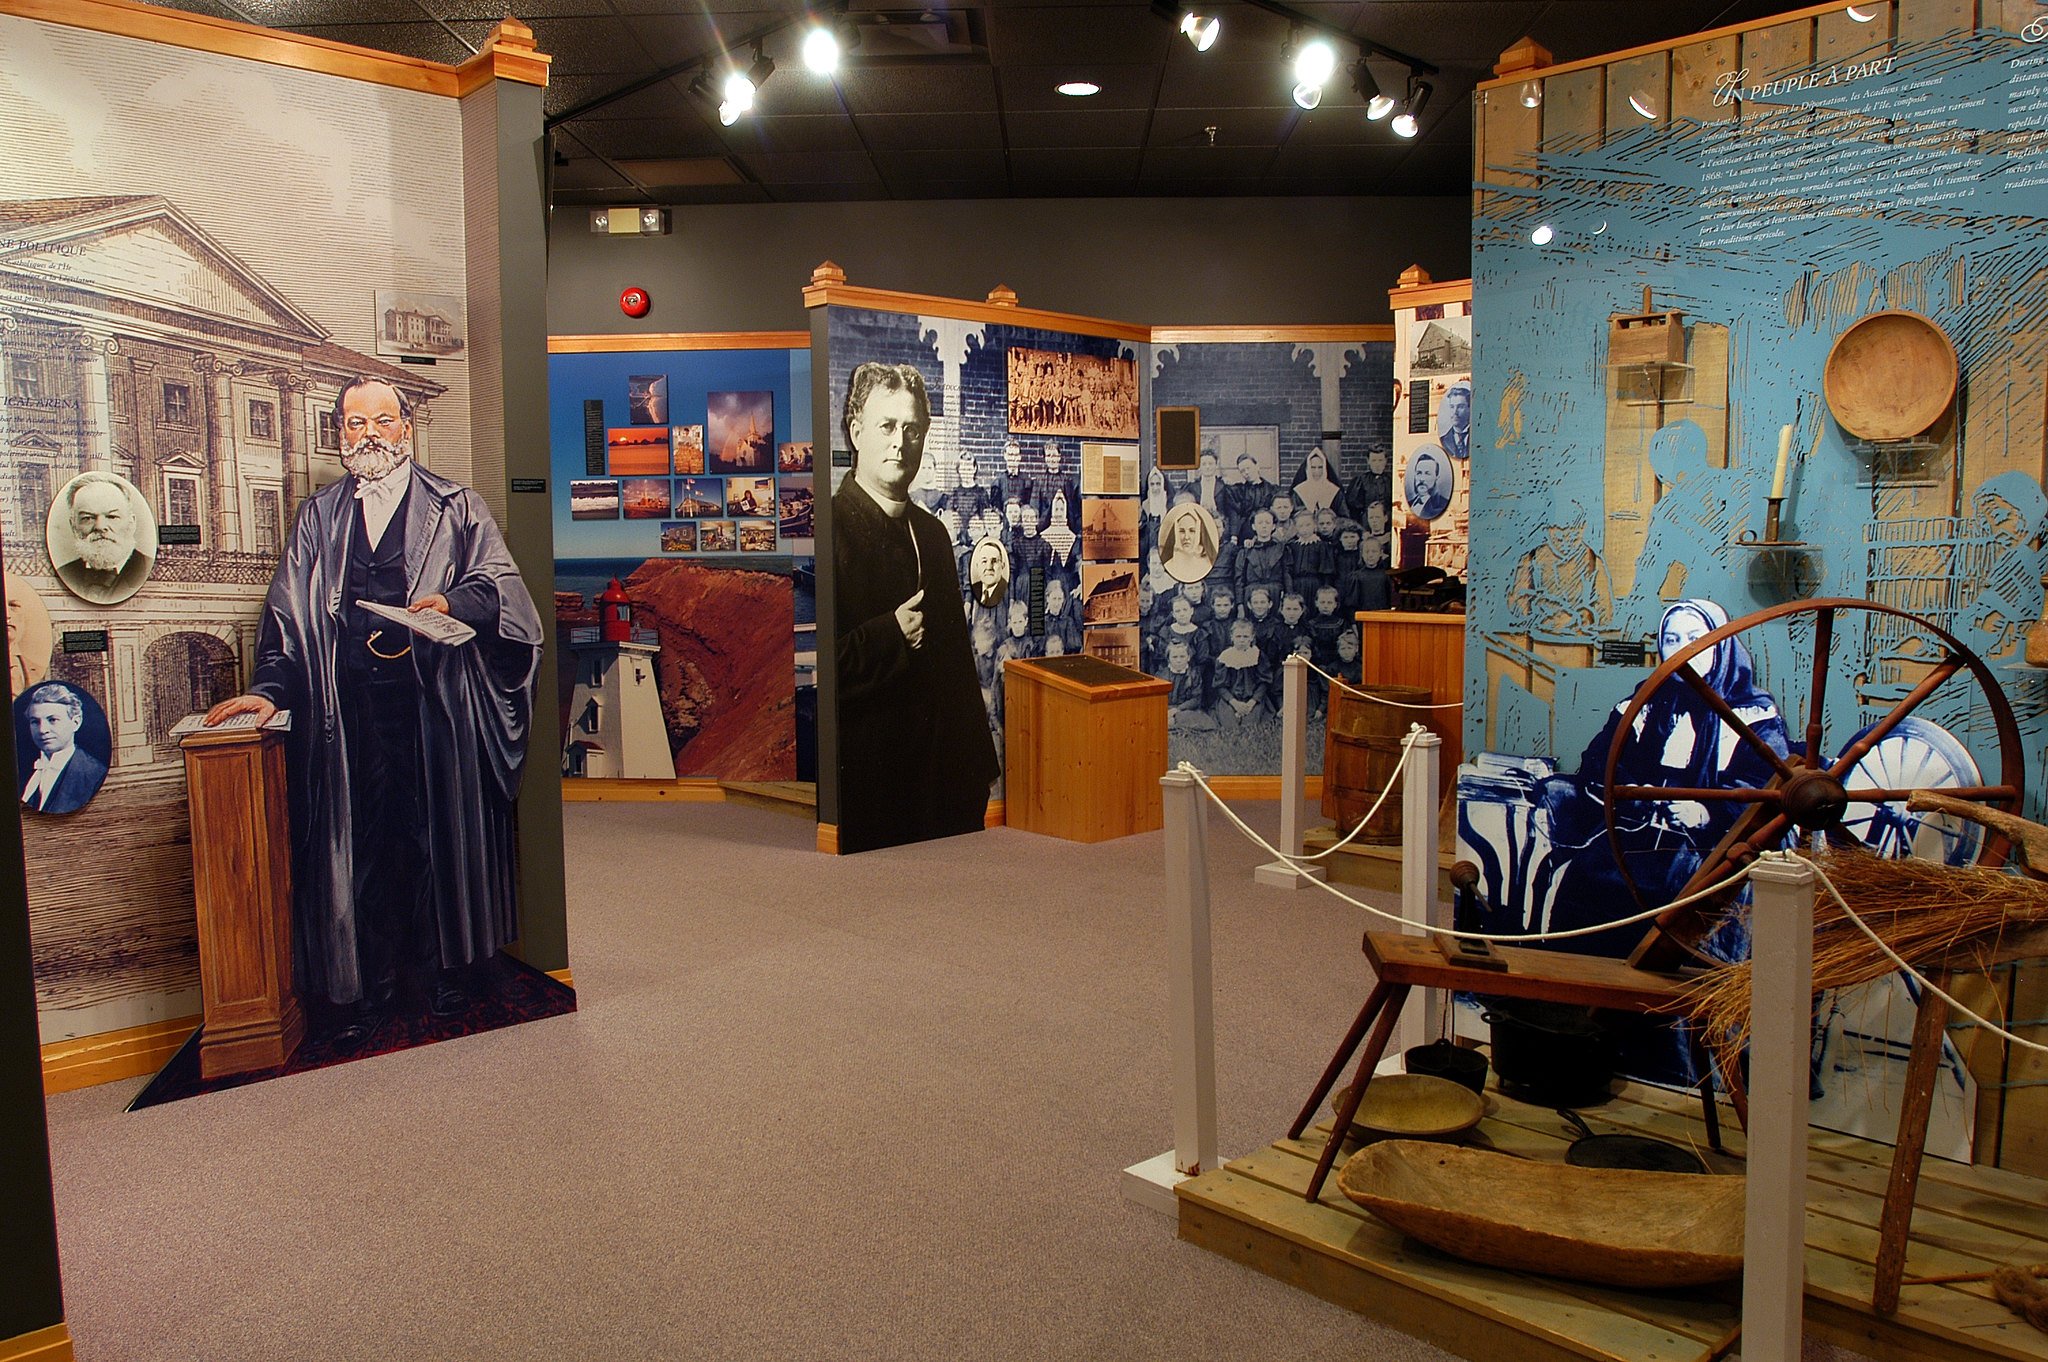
[1770,423,1793,500]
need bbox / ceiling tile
[1267,142,1413,178]
[873,149,1010,181]
[551,158,633,192]
[1156,56,1299,111]
[548,75,696,123]
[566,118,725,162]
[522,16,654,76]
[288,21,494,63]
[835,64,1001,116]
[985,6,1171,66]
[857,112,1005,151]
[1138,145,1276,179]
[728,116,869,155]
[1004,108,1153,150]
[735,152,891,185]
[234,0,421,23]
[1148,105,1296,148]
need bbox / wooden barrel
[1322,684,1431,844]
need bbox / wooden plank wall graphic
[1470,0,2048,1173]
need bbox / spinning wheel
[1600,598,2024,971]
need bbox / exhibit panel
[547,336,811,785]
[1464,4,2048,1165]
[812,277,1147,854]
[0,0,570,1087]
[1143,327,1396,776]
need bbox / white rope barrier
[1302,658,1465,710]
[1793,851,2048,1057]
[1177,760,1755,943]
[1293,727,1426,862]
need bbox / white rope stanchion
[1180,759,1754,944]
[1254,655,1326,890]
[1303,657,1465,710]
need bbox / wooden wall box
[180,726,302,1078]
[1348,611,1465,803]
[1003,655,1170,842]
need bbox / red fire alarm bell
[619,287,650,318]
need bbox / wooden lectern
[179,725,302,1078]
[1003,655,1170,842]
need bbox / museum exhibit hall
[9,0,2048,1359]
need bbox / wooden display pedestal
[179,726,302,1079]
[1003,655,1169,842]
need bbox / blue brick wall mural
[1459,21,2048,1149]
[1142,340,1395,774]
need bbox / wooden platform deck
[1177,1077,2048,1362]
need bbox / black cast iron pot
[1479,996,1616,1108]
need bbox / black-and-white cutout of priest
[206,377,542,1043]
[832,362,998,854]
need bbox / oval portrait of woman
[15,679,112,816]
[46,471,157,607]
[5,573,53,695]
[1160,501,1221,584]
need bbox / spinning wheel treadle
[1602,598,2024,971]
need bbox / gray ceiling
[144,0,1808,203]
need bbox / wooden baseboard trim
[561,778,726,803]
[985,799,1005,828]
[0,1324,73,1362]
[816,822,840,855]
[42,1015,200,1096]
[545,968,574,990]
[1203,776,1325,801]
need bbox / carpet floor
[42,799,1875,1361]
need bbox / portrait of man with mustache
[48,471,155,606]
[204,375,542,1048]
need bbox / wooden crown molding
[1150,325,1393,344]
[1389,275,1473,312]
[1476,0,1847,92]
[0,0,550,98]
[549,332,810,354]
[457,18,551,95]
[804,266,1152,344]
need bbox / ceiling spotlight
[1181,12,1220,51]
[1519,80,1542,109]
[1057,81,1100,97]
[1353,62,1395,120]
[718,99,742,126]
[801,24,839,75]
[1628,90,1658,120]
[1531,223,1555,246]
[1293,81,1323,111]
[1293,37,1338,91]
[723,70,756,114]
[747,50,775,89]
[1845,4,1876,20]
[1390,77,1431,138]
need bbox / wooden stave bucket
[1322,683,1432,844]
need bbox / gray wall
[546,196,1472,334]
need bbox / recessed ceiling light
[1057,81,1100,97]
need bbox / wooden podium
[179,725,302,1078]
[1003,655,1169,842]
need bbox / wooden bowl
[1338,1140,1746,1288]
[1332,1074,1486,1140]
[1824,310,1957,441]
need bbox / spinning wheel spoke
[1676,665,1800,782]
[1806,607,1835,764]
[1613,785,1782,804]
[1841,784,2018,805]
[1735,811,1794,859]
[1826,824,1869,852]
[1827,656,1963,780]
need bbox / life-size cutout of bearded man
[207,376,543,1045]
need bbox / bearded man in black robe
[832,362,998,854]
[206,376,542,1043]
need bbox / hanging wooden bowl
[1824,310,1957,441]
[1337,1141,1747,1288]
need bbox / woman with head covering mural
[1531,597,1789,1082]
[1538,598,1789,961]
[1290,448,1345,516]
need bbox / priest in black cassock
[831,362,998,854]
[206,377,542,1043]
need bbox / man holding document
[206,377,543,1043]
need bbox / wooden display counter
[1003,655,1169,842]
[179,726,301,1079]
